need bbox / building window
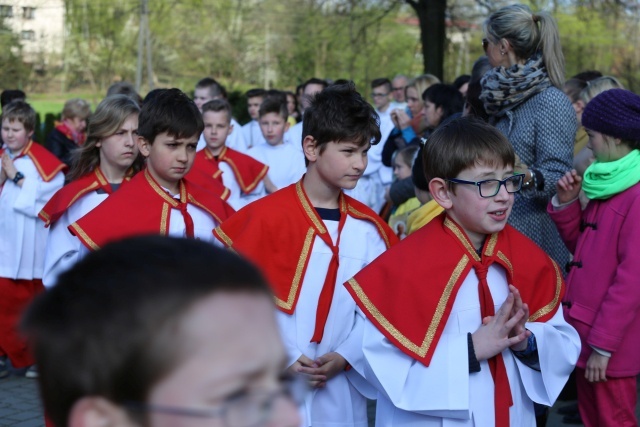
[20,30,35,41]
[22,7,35,19]
[0,5,13,18]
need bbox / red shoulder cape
[39,167,123,227]
[345,213,564,366]
[214,179,398,313]
[1,141,67,182]
[186,152,230,201]
[218,146,268,193]
[69,169,235,250]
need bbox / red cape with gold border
[1,141,67,182]
[345,213,564,366]
[191,147,268,194]
[69,169,235,250]
[38,167,129,227]
[214,179,399,314]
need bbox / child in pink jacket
[548,88,640,427]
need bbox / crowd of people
[1,3,639,427]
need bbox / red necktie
[177,201,195,238]
[475,262,513,427]
[310,212,347,343]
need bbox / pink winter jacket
[547,182,640,377]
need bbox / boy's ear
[574,99,585,114]
[228,123,234,135]
[27,130,34,140]
[428,178,454,210]
[302,135,318,163]
[137,136,151,157]
[284,121,291,133]
[68,397,137,427]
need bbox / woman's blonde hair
[405,74,440,101]
[580,76,624,104]
[484,4,565,88]
[67,95,141,182]
[61,98,92,121]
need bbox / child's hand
[288,354,326,388]
[296,352,347,389]
[585,351,610,383]
[508,285,531,351]
[472,292,529,361]
[1,153,17,180]
[556,170,582,204]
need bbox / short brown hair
[423,117,515,184]
[62,98,91,121]
[1,100,36,133]
[202,99,232,123]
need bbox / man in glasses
[345,117,580,427]
[391,74,408,109]
[22,236,301,427]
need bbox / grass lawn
[28,92,98,117]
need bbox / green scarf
[582,149,640,200]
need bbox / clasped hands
[472,285,531,361]
[289,352,347,389]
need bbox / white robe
[219,162,266,210]
[48,188,222,287]
[197,118,248,153]
[247,143,306,191]
[42,190,107,287]
[0,156,64,280]
[284,121,304,151]
[278,216,388,427]
[352,264,580,427]
[241,120,266,149]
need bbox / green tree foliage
[59,0,640,97]
[0,18,29,88]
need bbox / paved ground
[0,365,585,427]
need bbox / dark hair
[465,56,492,121]
[258,96,288,120]
[371,78,391,92]
[22,236,272,427]
[571,70,602,82]
[422,84,464,124]
[195,77,227,99]
[142,88,165,105]
[245,88,267,99]
[106,82,143,106]
[202,99,233,123]
[423,117,514,185]
[137,88,204,143]
[68,95,142,182]
[453,75,471,90]
[302,81,380,166]
[303,78,328,91]
[411,145,429,191]
[563,78,588,103]
[1,100,36,133]
[1,89,26,108]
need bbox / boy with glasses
[345,117,580,427]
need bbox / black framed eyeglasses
[446,174,525,198]
[371,92,389,98]
[482,38,490,53]
[125,374,307,427]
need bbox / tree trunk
[407,0,447,80]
